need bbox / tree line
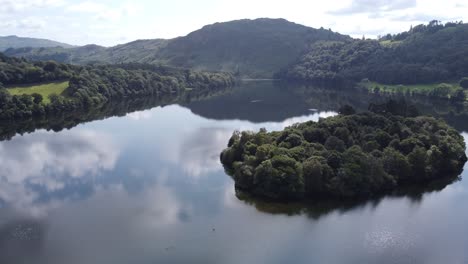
[278,21,468,96]
[0,53,235,120]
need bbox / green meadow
[7,81,69,104]
[359,81,467,100]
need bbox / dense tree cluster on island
[220,101,467,200]
[0,53,235,119]
[279,21,468,88]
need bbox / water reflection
[234,175,461,220]
[184,81,313,122]
[0,82,466,263]
[155,107,336,179]
[185,81,468,130]
[0,217,46,263]
[0,81,467,138]
[177,127,232,177]
[126,109,154,121]
[0,129,119,216]
[0,183,191,264]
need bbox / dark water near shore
[0,81,467,264]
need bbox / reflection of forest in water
[186,81,468,131]
[1,81,468,140]
[0,87,228,141]
[294,83,468,132]
[235,174,461,220]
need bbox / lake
[1,81,467,264]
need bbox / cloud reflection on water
[0,129,119,216]
[126,109,155,121]
[169,110,337,178]
[177,127,232,177]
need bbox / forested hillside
[5,18,349,78]
[4,40,168,65]
[154,18,348,77]
[281,21,468,85]
[0,53,235,119]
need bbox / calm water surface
[1,82,467,264]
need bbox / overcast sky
[0,0,466,46]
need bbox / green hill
[5,18,349,78]
[4,40,168,65]
[0,35,74,51]
[281,21,468,85]
[155,18,349,78]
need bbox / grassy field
[379,40,402,47]
[359,81,467,100]
[7,81,69,104]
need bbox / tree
[333,145,394,197]
[430,83,452,98]
[43,61,58,72]
[48,94,60,104]
[460,77,468,89]
[408,146,427,180]
[0,88,11,105]
[333,127,351,143]
[303,127,329,144]
[303,158,325,195]
[338,105,356,115]
[253,155,305,199]
[426,145,443,177]
[451,88,466,101]
[31,93,43,104]
[382,147,411,182]
[324,136,346,152]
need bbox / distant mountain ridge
[0,35,74,51]
[4,18,349,78]
[10,18,467,84]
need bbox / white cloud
[67,1,106,13]
[0,0,467,46]
[330,0,417,15]
[0,0,64,13]
[16,17,46,30]
[0,17,47,33]
[67,1,142,22]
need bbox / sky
[0,0,466,47]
